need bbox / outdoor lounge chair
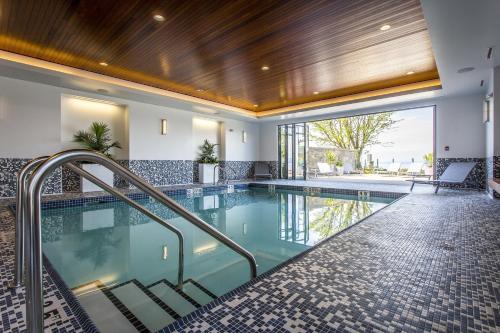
[254,162,273,179]
[409,162,476,193]
[406,162,424,177]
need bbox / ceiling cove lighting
[261,65,270,71]
[99,61,108,67]
[153,14,165,22]
[380,24,391,31]
[161,119,168,135]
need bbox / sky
[309,106,434,168]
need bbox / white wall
[0,75,260,161]
[259,93,487,161]
[61,95,129,159]
[0,76,62,157]
[221,119,260,161]
[127,102,195,160]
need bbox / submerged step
[148,280,199,317]
[74,282,138,333]
[181,279,216,306]
[110,280,178,332]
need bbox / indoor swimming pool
[40,186,397,332]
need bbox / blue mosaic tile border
[248,183,405,199]
[159,192,408,332]
[12,184,250,211]
[42,255,100,333]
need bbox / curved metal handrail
[24,149,258,333]
[8,156,48,289]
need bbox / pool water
[41,187,393,332]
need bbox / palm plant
[197,139,219,164]
[73,122,121,158]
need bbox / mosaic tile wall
[486,156,500,198]
[0,158,62,198]
[436,157,486,190]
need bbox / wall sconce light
[243,223,248,235]
[161,119,167,135]
[242,130,247,143]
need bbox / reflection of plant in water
[74,229,122,269]
[310,199,374,239]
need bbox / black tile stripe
[184,279,217,299]
[95,280,149,333]
[147,279,201,308]
[129,279,181,320]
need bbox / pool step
[109,279,179,332]
[181,279,218,306]
[74,279,216,333]
[147,279,200,317]
[73,281,137,333]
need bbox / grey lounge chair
[254,162,273,179]
[409,162,476,193]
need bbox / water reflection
[278,193,380,246]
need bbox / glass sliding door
[278,123,307,179]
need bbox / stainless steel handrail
[8,156,48,289]
[24,149,258,333]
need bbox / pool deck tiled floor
[0,181,499,332]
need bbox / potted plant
[335,160,344,175]
[73,122,122,192]
[197,139,219,184]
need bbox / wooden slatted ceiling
[0,0,438,113]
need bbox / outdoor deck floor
[0,182,498,332]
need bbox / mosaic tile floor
[0,186,499,332]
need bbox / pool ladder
[10,149,257,333]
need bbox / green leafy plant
[335,160,344,167]
[423,152,433,167]
[325,151,336,166]
[197,139,219,164]
[73,122,122,158]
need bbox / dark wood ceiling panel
[0,0,438,112]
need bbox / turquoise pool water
[42,188,393,298]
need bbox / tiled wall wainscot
[0,158,62,198]
[486,156,500,198]
[436,157,486,190]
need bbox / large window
[278,123,307,179]
[278,106,435,182]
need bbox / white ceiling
[0,0,499,122]
[421,0,500,96]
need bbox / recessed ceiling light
[253,104,259,107]
[406,71,415,75]
[457,67,475,74]
[153,14,165,22]
[261,65,270,71]
[99,62,108,67]
[380,24,391,31]
[196,89,204,92]
[313,91,319,95]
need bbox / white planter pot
[336,166,344,175]
[199,164,219,184]
[81,163,114,192]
